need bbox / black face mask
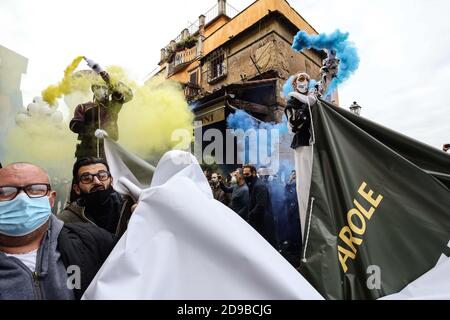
[80,185,115,209]
[244,176,253,185]
[79,186,121,234]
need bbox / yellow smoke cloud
[3,97,77,179]
[3,124,77,178]
[3,101,76,211]
[55,64,194,159]
[41,56,84,106]
[4,62,193,181]
[117,73,194,158]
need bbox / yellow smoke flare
[41,56,84,106]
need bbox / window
[185,69,201,101]
[189,69,198,85]
[207,49,227,83]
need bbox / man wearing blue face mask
[0,162,116,300]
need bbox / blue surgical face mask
[0,193,51,237]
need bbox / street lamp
[350,101,361,116]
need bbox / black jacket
[220,182,249,219]
[58,192,133,238]
[57,223,117,299]
[285,97,313,149]
[69,82,133,159]
[247,177,277,248]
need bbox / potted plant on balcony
[175,36,197,51]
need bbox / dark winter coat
[58,222,117,299]
[69,83,133,159]
[212,184,229,206]
[285,97,314,149]
[247,176,277,248]
[58,191,133,238]
[220,182,249,219]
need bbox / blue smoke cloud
[281,75,296,99]
[227,109,259,132]
[226,109,289,166]
[227,109,288,135]
[291,29,360,94]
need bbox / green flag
[299,99,450,299]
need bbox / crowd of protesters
[206,165,302,266]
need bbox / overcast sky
[1,0,449,149]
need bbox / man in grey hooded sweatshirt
[0,162,116,300]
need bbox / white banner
[82,140,323,300]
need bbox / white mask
[296,81,309,94]
[94,87,109,101]
[231,176,237,184]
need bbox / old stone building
[154,0,331,172]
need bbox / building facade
[154,0,330,172]
[0,45,28,157]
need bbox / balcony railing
[205,2,239,25]
[175,45,200,67]
[204,4,219,25]
[164,2,240,71]
[188,20,200,36]
[171,2,239,44]
[168,44,202,75]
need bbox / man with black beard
[58,157,134,237]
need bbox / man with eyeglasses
[0,162,116,299]
[58,156,134,237]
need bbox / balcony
[168,44,202,76]
[161,0,239,66]
[180,1,239,40]
[204,1,239,26]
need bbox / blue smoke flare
[291,29,360,94]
